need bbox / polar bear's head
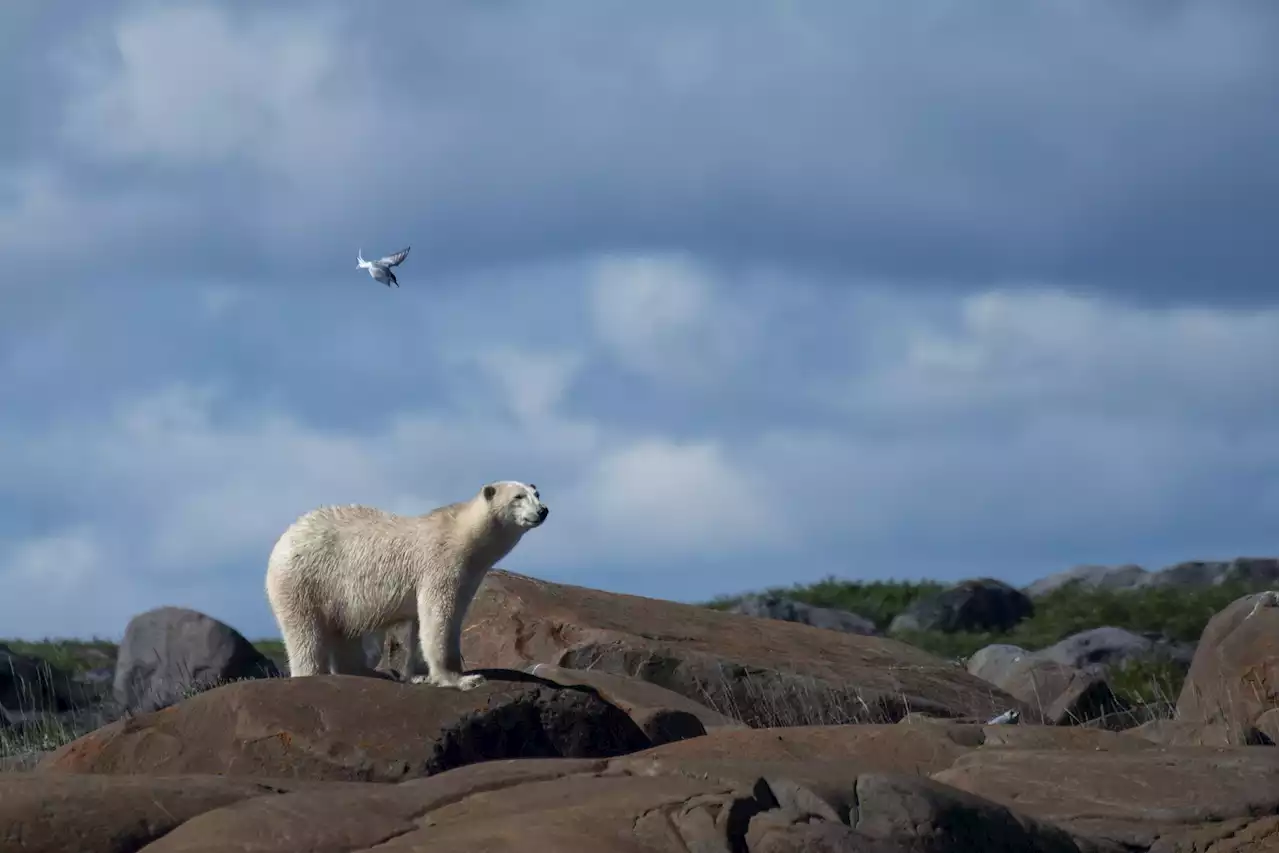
[482,480,550,530]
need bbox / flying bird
[357,246,411,287]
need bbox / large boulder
[1037,626,1194,674]
[888,578,1034,635]
[965,646,1128,727]
[1176,591,1279,740]
[112,606,280,712]
[460,570,1032,727]
[726,593,879,635]
[39,671,652,781]
[1136,557,1278,591]
[1024,564,1149,598]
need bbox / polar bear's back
[266,504,452,635]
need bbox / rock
[1025,564,1149,598]
[1122,719,1243,748]
[612,721,980,779]
[933,746,1278,851]
[523,662,744,744]
[966,643,1033,682]
[850,773,1095,853]
[136,748,1096,853]
[968,653,1129,727]
[112,606,280,712]
[7,719,1273,852]
[1136,557,1279,591]
[1038,626,1194,674]
[726,593,879,635]
[0,644,91,715]
[1176,591,1278,739]
[38,670,652,781]
[136,758,609,853]
[888,578,1034,635]
[0,772,367,853]
[460,570,1030,727]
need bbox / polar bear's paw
[410,672,486,691]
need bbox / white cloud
[588,254,752,383]
[831,288,1277,421]
[3,529,104,591]
[582,438,786,556]
[470,348,584,423]
[60,6,354,168]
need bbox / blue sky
[1,1,1275,640]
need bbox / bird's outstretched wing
[379,247,410,267]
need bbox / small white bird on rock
[357,246,411,287]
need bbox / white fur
[265,481,548,690]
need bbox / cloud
[582,438,786,556]
[2,1,1272,296]
[589,254,752,383]
[0,3,1273,640]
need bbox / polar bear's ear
[483,484,497,501]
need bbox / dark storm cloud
[1,0,1274,303]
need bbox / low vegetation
[705,576,1263,704]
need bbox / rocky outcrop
[459,570,1031,727]
[113,606,280,712]
[1026,557,1278,598]
[726,593,879,635]
[888,578,1034,635]
[38,671,652,781]
[7,718,1276,852]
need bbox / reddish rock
[0,772,369,853]
[36,672,650,781]
[522,662,744,744]
[933,746,1278,851]
[462,570,1032,726]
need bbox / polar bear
[264,481,549,690]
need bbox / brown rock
[521,662,745,744]
[0,772,368,853]
[851,773,1101,853]
[462,570,1031,727]
[615,722,977,776]
[1253,707,1278,744]
[1176,592,1279,738]
[141,758,607,853]
[933,746,1278,850]
[1148,815,1278,853]
[36,671,650,781]
[1123,719,1241,747]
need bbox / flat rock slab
[522,662,744,744]
[138,760,1108,852]
[35,672,651,782]
[464,570,1032,726]
[0,773,373,853]
[933,746,1279,851]
[616,722,979,776]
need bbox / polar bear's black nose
[537,505,549,521]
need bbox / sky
[0,1,1276,640]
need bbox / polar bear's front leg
[409,587,485,691]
